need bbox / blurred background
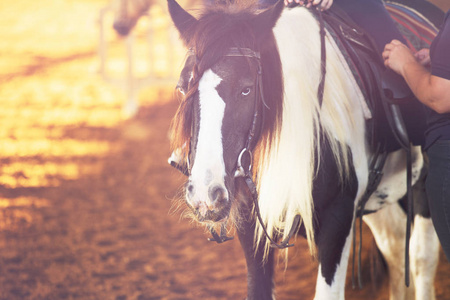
[0,0,449,299]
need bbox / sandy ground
[0,0,449,299]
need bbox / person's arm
[383,40,450,114]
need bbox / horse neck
[254,7,367,257]
[272,6,366,174]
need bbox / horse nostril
[187,183,195,197]
[209,185,227,204]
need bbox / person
[383,10,450,261]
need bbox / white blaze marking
[189,69,226,207]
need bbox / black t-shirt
[425,9,450,149]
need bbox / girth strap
[352,148,388,289]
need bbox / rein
[316,8,327,106]
[228,47,301,249]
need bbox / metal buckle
[234,148,252,178]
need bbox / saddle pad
[386,2,439,51]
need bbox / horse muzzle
[113,21,132,36]
[186,182,231,222]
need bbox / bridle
[225,48,301,249]
[172,47,301,248]
[171,7,328,249]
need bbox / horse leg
[363,204,412,299]
[409,171,439,300]
[313,191,356,300]
[311,138,358,300]
[365,206,439,300]
[364,164,439,300]
[410,214,439,300]
[236,185,275,300]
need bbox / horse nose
[113,22,130,36]
[209,185,227,205]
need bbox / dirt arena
[1,0,449,299]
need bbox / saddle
[317,4,429,152]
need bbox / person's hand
[415,48,431,67]
[284,0,333,11]
[382,39,417,76]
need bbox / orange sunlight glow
[0,139,111,158]
[0,0,185,230]
[0,197,50,209]
[0,161,104,188]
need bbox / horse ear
[168,0,197,45]
[250,0,284,42]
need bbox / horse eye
[241,87,251,96]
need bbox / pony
[112,0,153,36]
[112,0,198,36]
[167,0,441,298]
[104,0,199,117]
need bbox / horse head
[168,0,284,225]
[112,0,151,36]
